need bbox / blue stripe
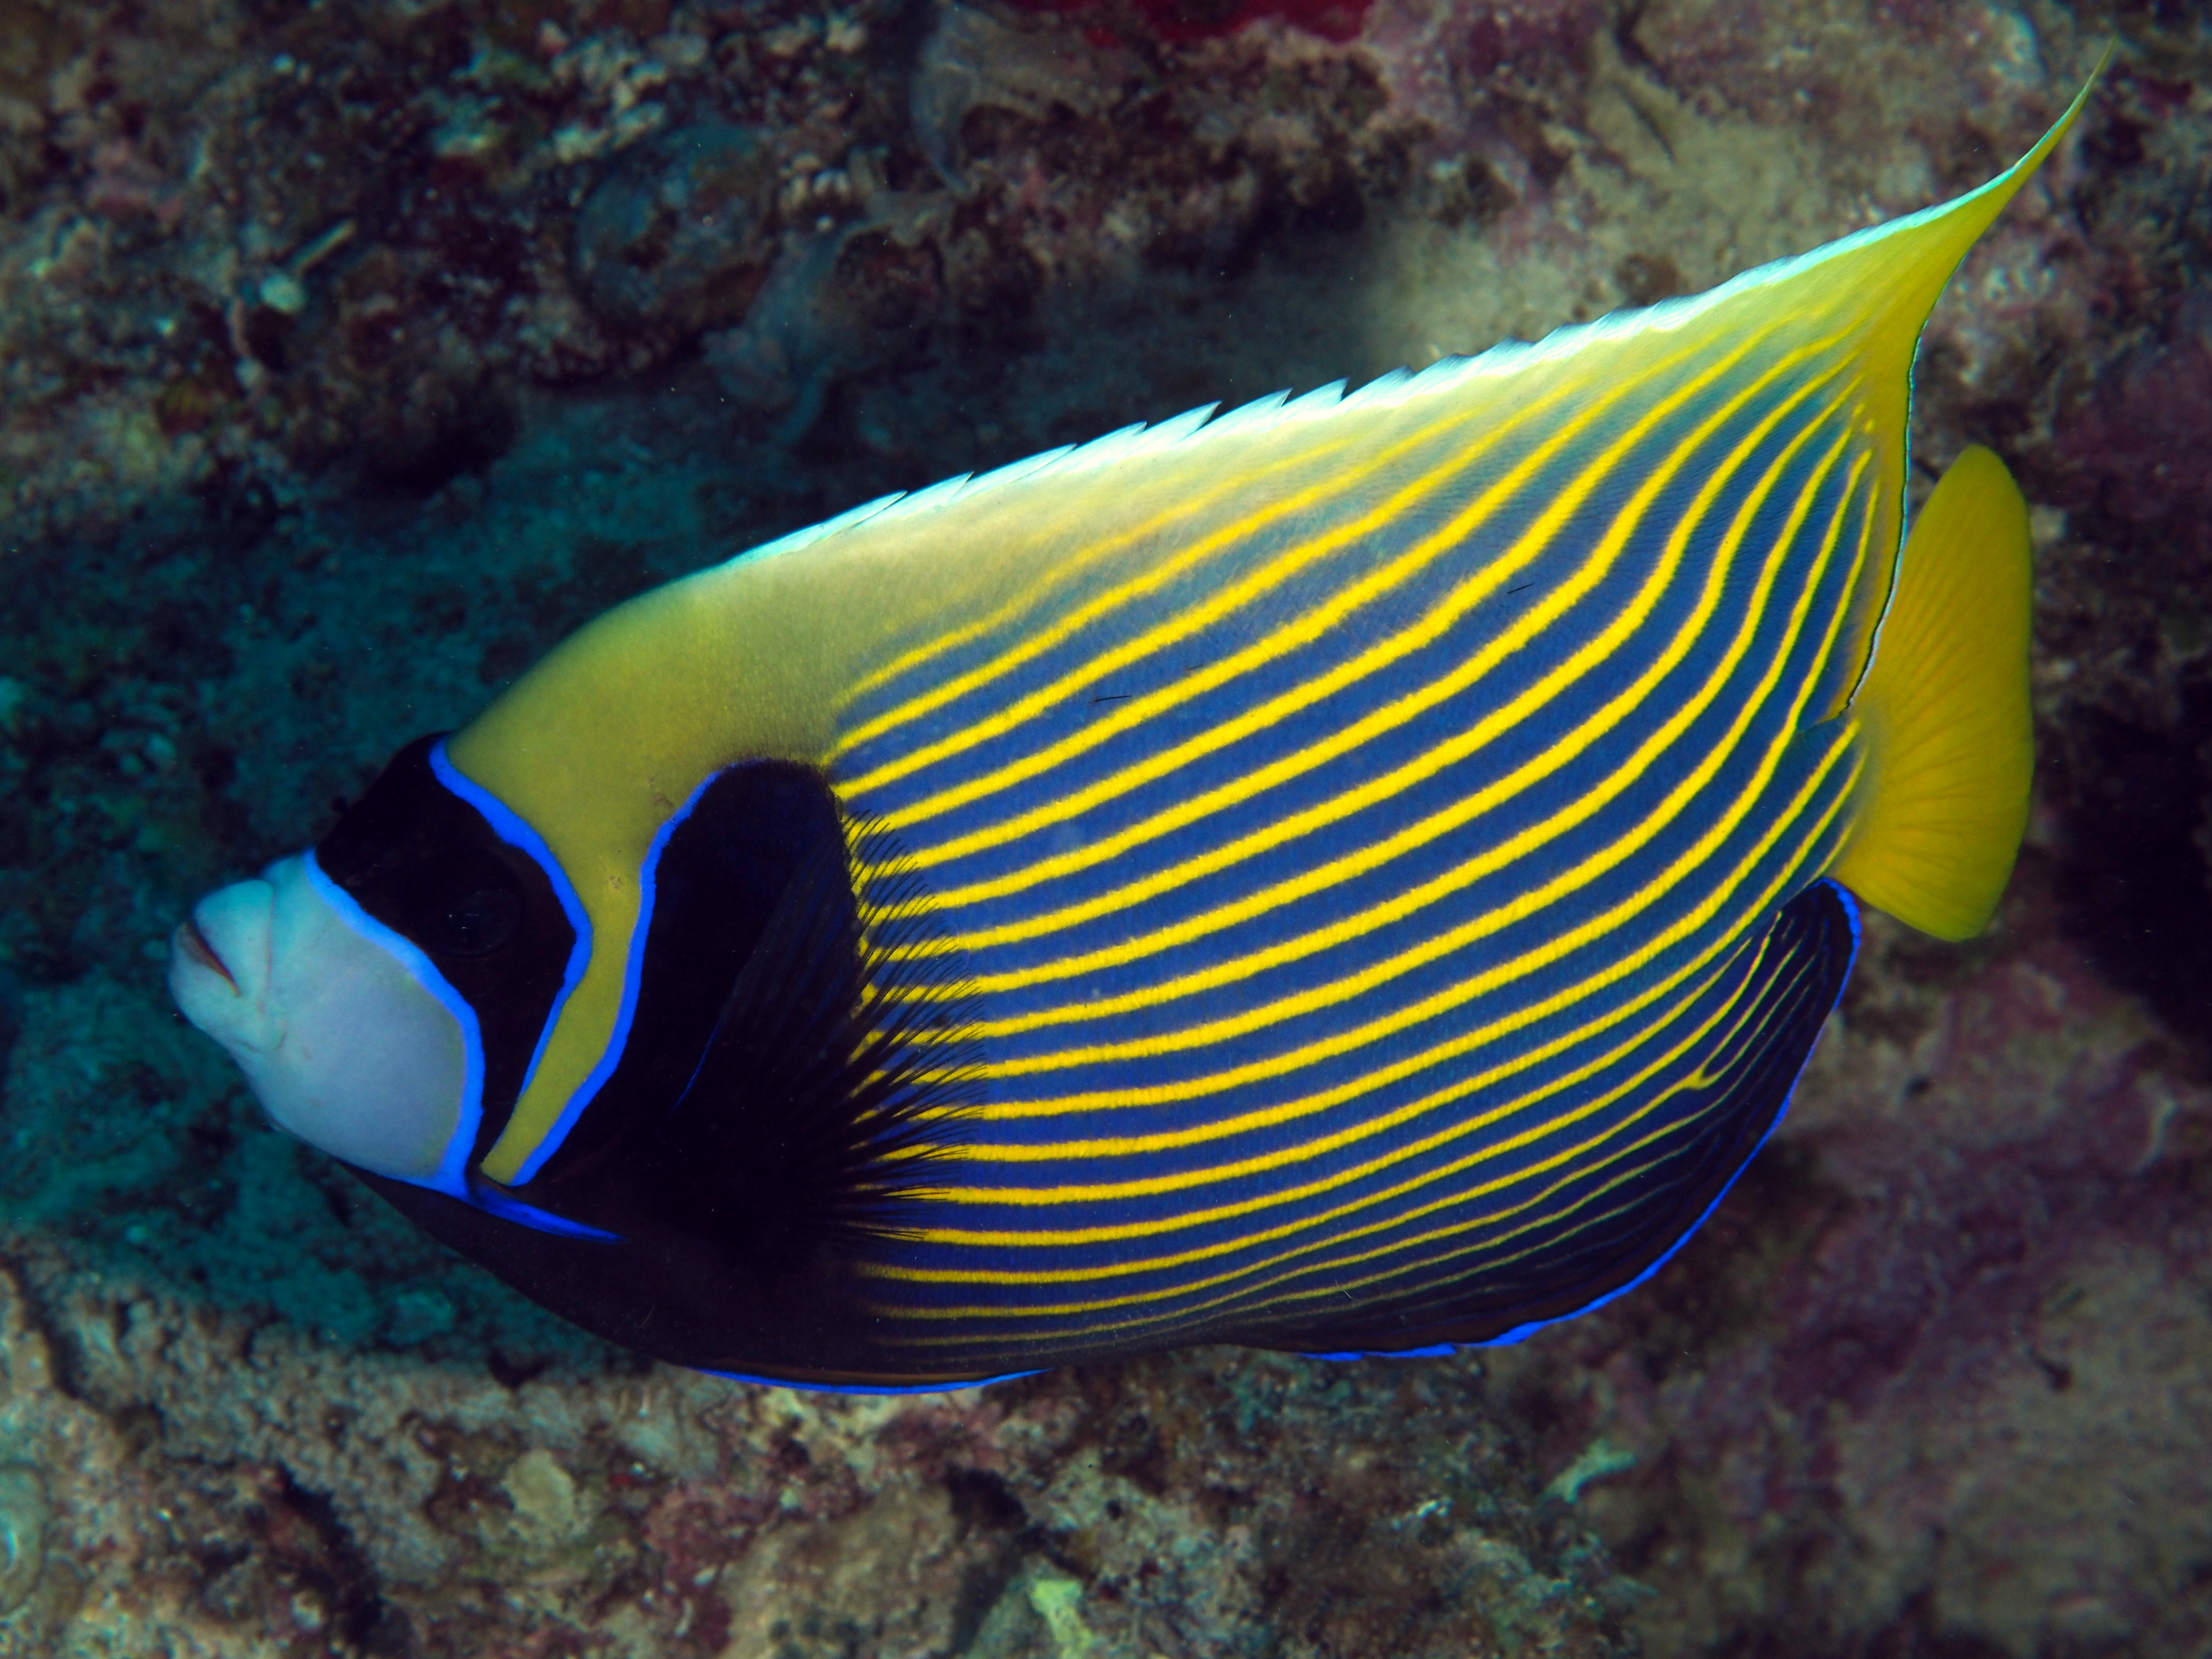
[700,1367,1044,1395]
[429,739,594,1153]
[470,1181,620,1242]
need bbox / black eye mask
[314,736,578,1163]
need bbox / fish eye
[439,885,520,955]
[419,856,522,957]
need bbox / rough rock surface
[0,0,2207,1653]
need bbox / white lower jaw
[170,856,471,1184]
[170,878,282,1055]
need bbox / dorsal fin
[1626,48,2102,715]
[444,51,2107,1184]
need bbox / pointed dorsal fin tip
[730,51,2108,569]
[1201,387,1294,439]
[1481,45,2110,370]
[1693,42,2106,308]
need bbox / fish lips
[170,875,283,1056]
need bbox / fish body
[170,69,2093,1389]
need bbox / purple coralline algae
[0,0,2207,1654]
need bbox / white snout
[170,873,282,1054]
[170,855,468,1183]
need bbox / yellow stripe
[930,942,1750,1213]
[873,456,1871,1249]
[950,385,1862,1037]
[880,922,1804,1338]
[963,412,1866,1087]
[889,334,1856,950]
[832,419,1374,717]
[874,727,1859,1290]
[886,463,1864,1212]
[896,753,1845,1285]
[896,950,1818,1350]
[836,328,1780,814]
[911,890,1741,1200]
[923,436,1859,1202]
[867,810,1849,1340]
[888,958,1806,1349]
[832,367,1604,777]
[1219,971,1820,1330]
[850,329,1792,845]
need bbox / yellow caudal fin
[1829,446,2033,940]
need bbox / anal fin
[1830,445,2033,940]
[1269,881,1862,1357]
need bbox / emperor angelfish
[170,69,2098,1391]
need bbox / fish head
[170,851,472,1182]
[169,735,588,1198]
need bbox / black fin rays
[1270,880,1859,1357]
[648,824,983,1264]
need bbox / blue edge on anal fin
[1303,877,1864,1363]
[701,1367,1050,1396]
[697,881,1862,1394]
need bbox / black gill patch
[316,736,576,1157]
[1261,879,1857,1357]
[352,762,980,1377]
[525,761,982,1274]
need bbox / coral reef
[0,1219,1631,1654]
[0,0,2207,1652]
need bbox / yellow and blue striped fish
[168,67,2097,1389]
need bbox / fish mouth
[171,873,282,1057]
[175,917,237,990]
